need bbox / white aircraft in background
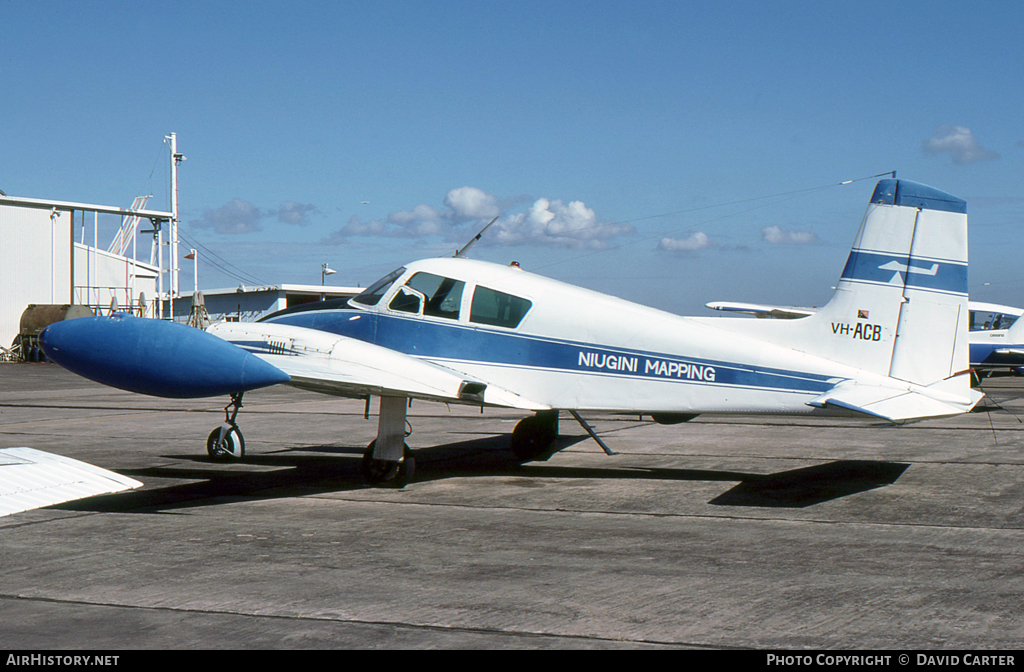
[39,178,982,486]
[708,300,1024,377]
[965,302,1024,374]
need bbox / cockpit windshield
[351,267,406,307]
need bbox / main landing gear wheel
[510,411,559,462]
[362,440,415,485]
[207,392,245,462]
[207,424,245,461]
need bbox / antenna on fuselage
[454,215,500,258]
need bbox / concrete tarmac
[0,363,1021,649]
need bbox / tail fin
[808,179,970,386]
[703,179,978,420]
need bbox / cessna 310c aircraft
[39,178,982,485]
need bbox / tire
[362,440,414,485]
[510,412,559,462]
[207,425,245,461]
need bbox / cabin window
[404,272,465,320]
[351,267,406,307]
[470,286,532,329]
[970,310,1019,331]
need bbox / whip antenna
[454,215,500,258]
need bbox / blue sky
[2,0,1022,315]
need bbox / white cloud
[190,198,264,234]
[387,204,446,236]
[191,198,320,234]
[492,198,632,249]
[922,125,999,165]
[387,203,442,226]
[275,201,318,226]
[444,186,500,222]
[761,226,817,244]
[657,232,712,253]
[325,188,630,249]
[336,215,388,237]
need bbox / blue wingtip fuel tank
[39,314,290,398]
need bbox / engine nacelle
[39,314,289,398]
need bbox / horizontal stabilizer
[704,301,815,320]
[806,376,982,423]
[0,448,142,517]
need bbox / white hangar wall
[73,243,158,315]
[1,203,161,350]
[0,206,72,348]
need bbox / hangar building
[0,194,171,356]
[170,284,361,324]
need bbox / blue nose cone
[39,314,290,398]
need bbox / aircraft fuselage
[253,257,864,415]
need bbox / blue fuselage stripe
[266,310,835,394]
[970,343,1023,367]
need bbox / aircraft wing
[806,377,983,423]
[704,301,815,319]
[0,447,142,517]
[207,321,550,411]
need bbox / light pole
[321,263,336,300]
[321,263,336,285]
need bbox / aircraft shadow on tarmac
[56,433,909,514]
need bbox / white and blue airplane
[966,302,1024,374]
[38,179,982,485]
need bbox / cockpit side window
[404,272,465,320]
[388,286,423,314]
[351,267,406,307]
[470,285,532,329]
[970,310,1019,331]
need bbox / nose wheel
[207,392,246,461]
[207,425,245,460]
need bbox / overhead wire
[593,171,891,233]
[177,229,272,287]
[531,171,895,272]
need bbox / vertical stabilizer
[811,179,969,386]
